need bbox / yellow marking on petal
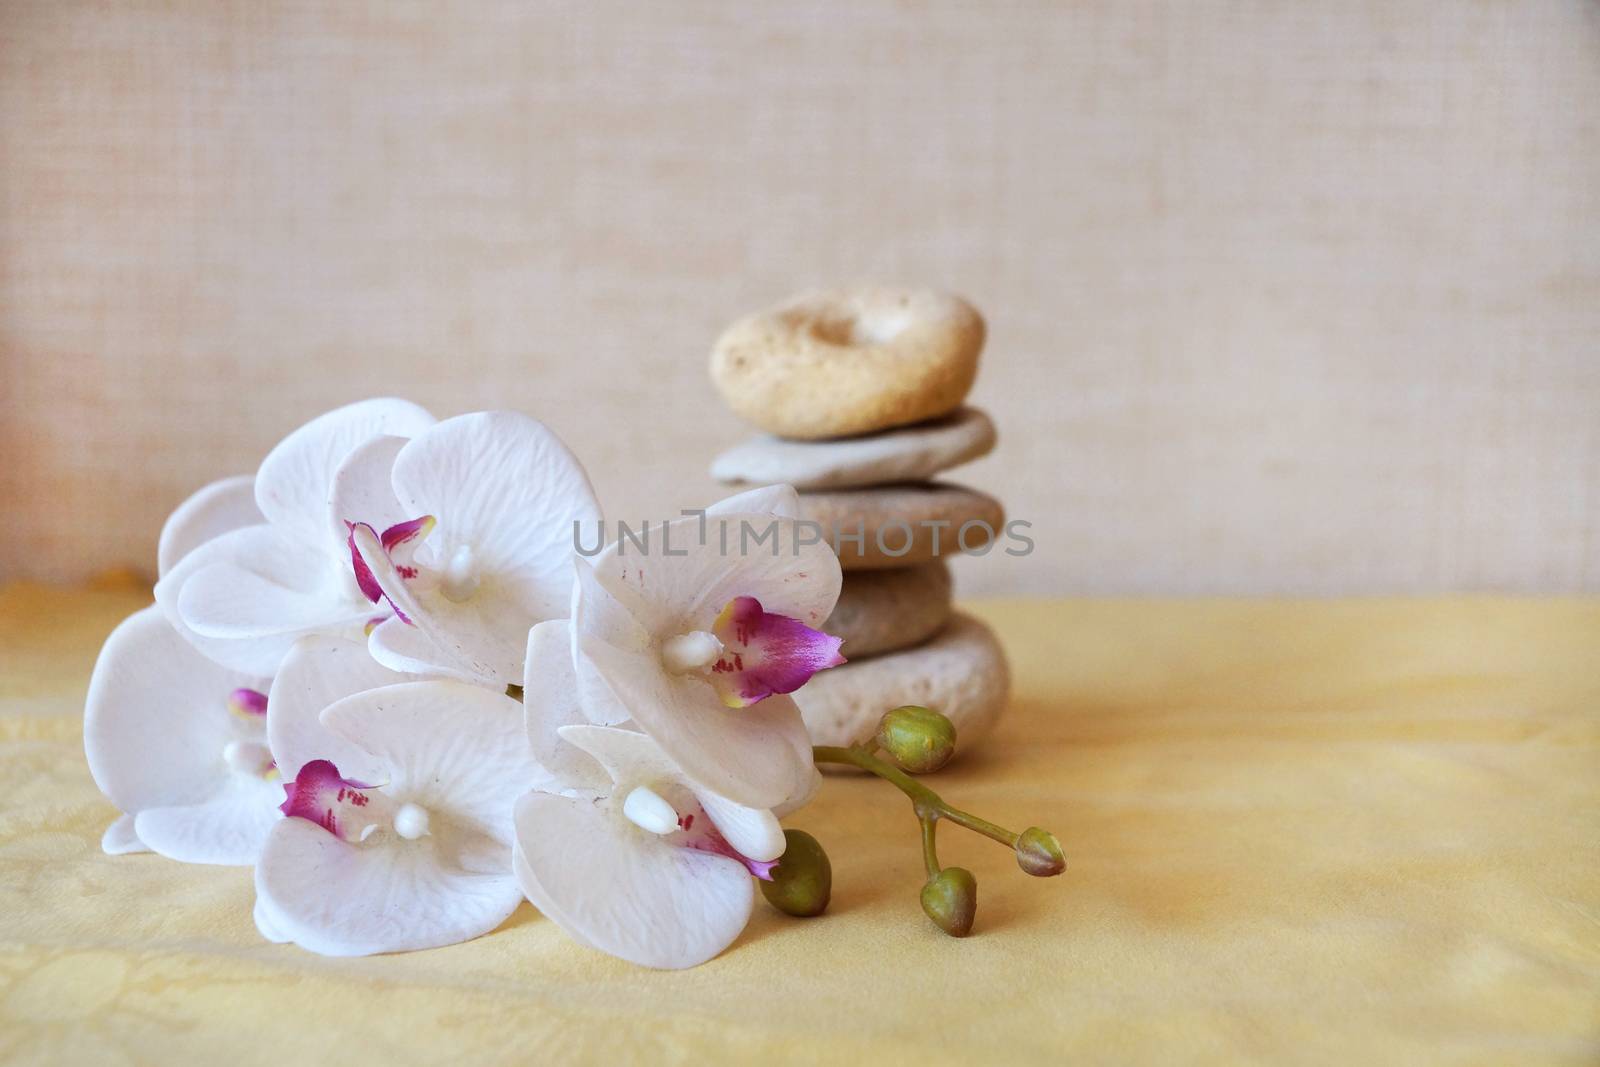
[720,687,757,709]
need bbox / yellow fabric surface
[1,581,1597,1064]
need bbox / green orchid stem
[811,745,1022,869]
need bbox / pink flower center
[226,687,268,719]
[701,595,846,708]
[346,516,436,625]
[280,759,387,842]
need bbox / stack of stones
[707,285,1011,761]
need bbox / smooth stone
[796,613,1009,758]
[711,407,997,491]
[799,482,1005,570]
[709,286,985,440]
[825,561,953,659]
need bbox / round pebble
[825,561,953,659]
[711,407,997,491]
[800,482,1005,570]
[709,286,985,440]
[796,613,1009,757]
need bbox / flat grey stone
[711,407,996,491]
[799,482,1005,570]
[796,613,1009,759]
[825,561,952,659]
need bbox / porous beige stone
[795,613,1009,758]
[709,286,984,440]
[824,561,953,659]
[710,407,997,491]
[799,482,1005,570]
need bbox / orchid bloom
[84,606,281,863]
[571,485,844,809]
[252,631,415,944]
[154,398,436,677]
[513,722,786,970]
[255,667,537,956]
[343,411,602,688]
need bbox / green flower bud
[876,704,957,774]
[760,829,832,917]
[1014,826,1065,877]
[920,866,977,937]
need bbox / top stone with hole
[709,286,985,440]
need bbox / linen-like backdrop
[2,1,1596,597]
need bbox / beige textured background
[2,1,1597,597]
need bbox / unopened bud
[760,829,831,917]
[1014,826,1065,877]
[920,867,977,937]
[876,705,957,774]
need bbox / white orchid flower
[513,722,786,970]
[570,485,844,809]
[255,672,537,956]
[344,411,602,689]
[153,398,436,677]
[249,631,415,945]
[84,606,282,863]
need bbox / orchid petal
[85,606,267,817]
[695,792,786,864]
[178,560,370,640]
[554,722,680,788]
[131,777,283,866]
[254,895,293,944]
[706,484,801,520]
[318,681,536,836]
[512,790,754,970]
[774,766,822,819]
[570,557,652,726]
[101,813,148,856]
[571,637,814,809]
[267,636,404,783]
[707,595,846,707]
[522,620,607,794]
[365,616,482,684]
[255,817,523,956]
[157,474,261,577]
[255,398,435,547]
[328,434,413,541]
[571,555,654,649]
[589,514,842,634]
[155,523,360,676]
[347,522,386,604]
